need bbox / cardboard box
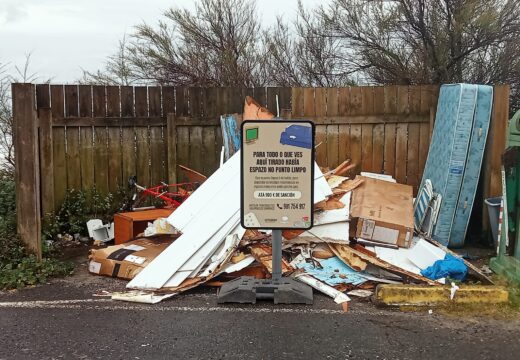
[88,237,174,280]
[350,176,414,248]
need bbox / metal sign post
[218,120,314,304]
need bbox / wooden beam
[38,108,54,215]
[167,113,178,183]
[288,114,430,124]
[12,83,42,260]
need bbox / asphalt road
[0,262,519,360]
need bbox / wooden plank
[303,88,315,117]
[202,126,217,176]
[253,87,266,108]
[395,86,409,184]
[36,84,50,108]
[52,126,67,210]
[189,87,202,117]
[94,127,109,194]
[108,127,122,192]
[348,87,362,173]
[384,85,398,114]
[176,87,189,116]
[291,88,304,117]
[52,117,166,127]
[360,87,374,172]
[106,86,120,117]
[162,86,175,116]
[38,108,54,215]
[372,87,385,173]
[150,126,165,185]
[166,114,177,183]
[121,127,136,187]
[148,87,162,117]
[217,87,230,116]
[50,85,64,119]
[66,127,81,190]
[313,88,327,166]
[135,127,150,187]
[120,86,134,117]
[482,85,510,231]
[189,126,203,173]
[65,85,79,117]
[203,88,218,117]
[134,87,148,117]
[176,126,190,182]
[383,124,396,177]
[337,88,351,164]
[395,123,408,184]
[79,85,92,117]
[418,122,430,175]
[92,86,106,117]
[12,83,41,259]
[372,124,384,174]
[80,126,95,191]
[407,86,422,191]
[325,87,339,167]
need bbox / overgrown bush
[0,174,74,290]
[42,186,128,240]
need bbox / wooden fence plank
[36,84,50,108]
[66,127,81,190]
[12,83,41,259]
[395,86,409,183]
[121,127,136,187]
[94,127,109,194]
[176,126,190,182]
[337,88,351,165]
[134,87,148,117]
[383,86,397,176]
[150,126,165,185]
[108,127,122,192]
[314,88,328,166]
[79,85,92,117]
[38,108,54,215]
[372,86,385,173]
[80,126,95,191]
[349,87,362,173]
[65,85,79,117]
[106,86,120,117]
[50,85,64,119]
[202,126,217,176]
[148,87,162,117]
[92,86,106,117]
[166,114,177,183]
[162,86,175,116]
[135,127,150,187]
[361,87,374,172]
[292,88,304,116]
[120,86,134,117]
[189,126,203,173]
[52,126,67,209]
[326,88,339,167]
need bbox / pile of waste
[87,95,494,308]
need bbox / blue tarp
[421,254,468,281]
[296,256,367,286]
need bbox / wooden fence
[12,84,509,258]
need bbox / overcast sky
[1,0,325,83]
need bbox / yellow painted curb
[374,284,509,306]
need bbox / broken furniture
[114,209,174,245]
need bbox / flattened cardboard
[350,176,414,248]
[88,237,175,280]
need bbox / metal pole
[272,229,283,282]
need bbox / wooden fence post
[167,113,177,183]
[12,83,42,260]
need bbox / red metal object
[132,181,200,209]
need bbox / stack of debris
[88,95,493,309]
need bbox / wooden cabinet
[114,209,174,244]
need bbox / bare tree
[315,0,520,84]
[0,54,41,175]
[84,0,266,87]
[264,2,354,87]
